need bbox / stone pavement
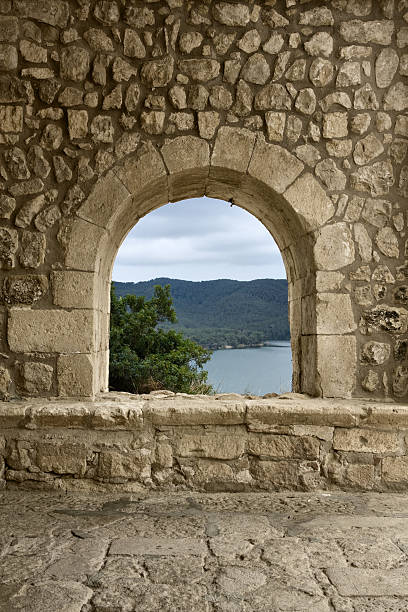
[2,491,408,611]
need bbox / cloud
[113,197,286,282]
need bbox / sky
[112,197,286,282]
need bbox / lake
[204,340,292,396]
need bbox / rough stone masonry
[0,0,405,402]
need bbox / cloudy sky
[112,197,286,282]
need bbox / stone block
[77,170,130,229]
[284,173,335,232]
[63,218,107,272]
[114,142,167,197]
[317,335,357,398]
[251,460,300,489]
[67,109,88,140]
[51,271,94,309]
[382,456,408,483]
[8,309,95,353]
[36,442,87,476]
[314,223,355,270]
[21,361,53,394]
[143,399,246,425]
[173,433,246,460]
[0,105,22,132]
[161,136,210,201]
[333,428,401,454]
[211,126,257,173]
[14,0,69,28]
[315,293,356,335]
[248,137,304,194]
[0,16,18,41]
[97,450,151,481]
[248,433,320,460]
[57,354,95,398]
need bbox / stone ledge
[2,393,408,493]
[1,393,408,430]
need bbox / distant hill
[112,278,289,349]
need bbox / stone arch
[59,130,356,399]
[2,1,406,403]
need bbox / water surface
[204,340,292,396]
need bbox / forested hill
[113,278,289,349]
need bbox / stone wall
[2,393,408,492]
[0,1,406,401]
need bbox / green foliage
[113,278,289,349]
[109,284,213,394]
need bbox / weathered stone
[335,428,400,453]
[198,111,219,140]
[263,32,284,54]
[362,199,391,228]
[40,124,62,151]
[361,305,408,334]
[0,16,18,41]
[141,111,165,135]
[237,29,260,54]
[27,146,50,179]
[354,222,372,262]
[213,3,250,26]
[21,361,53,394]
[362,370,379,392]
[0,194,15,219]
[0,105,22,132]
[248,138,304,194]
[179,59,220,82]
[375,227,400,259]
[90,115,114,143]
[375,48,399,88]
[57,354,94,398]
[19,230,46,269]
[337,61,361,87]
[295,89,316,115]
[60,46,90,82]
[0,227,17,268]
[326,139,353,158]
[19,39,47,63]
[123,28,146,59]
[265,112,285,142]
[8,309,94,353]
[304,32,333,57]
[0,43,17,70]
[286,59,306,81]
[300,7,334,26]
[14,0,69,28]
[350,161,394,196]
[340,20,394,45]
[0,364,11,399]
[314,223,355,271]
[284,173,334,231]
[5,147,30,179]
[2,274,47,305]
[124,5,153,28]
[350,113,371,136]
[323,113,348,139]
[361,341,391,364]
[354,134,384,166]
[34,204,61,232]
[295,144,321,167]
[209,85,232,110]
[254,84,291,111]
[240,53,270,85]
[384,82,408,111]
[52,156,72,184]
[354,84,379,110]
[309,58,334,87]
[179,31,203,54]
[261,7,289,28]
[315,159,347,191]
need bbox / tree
[109,284,213,394]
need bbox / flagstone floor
[1,489,408,611]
